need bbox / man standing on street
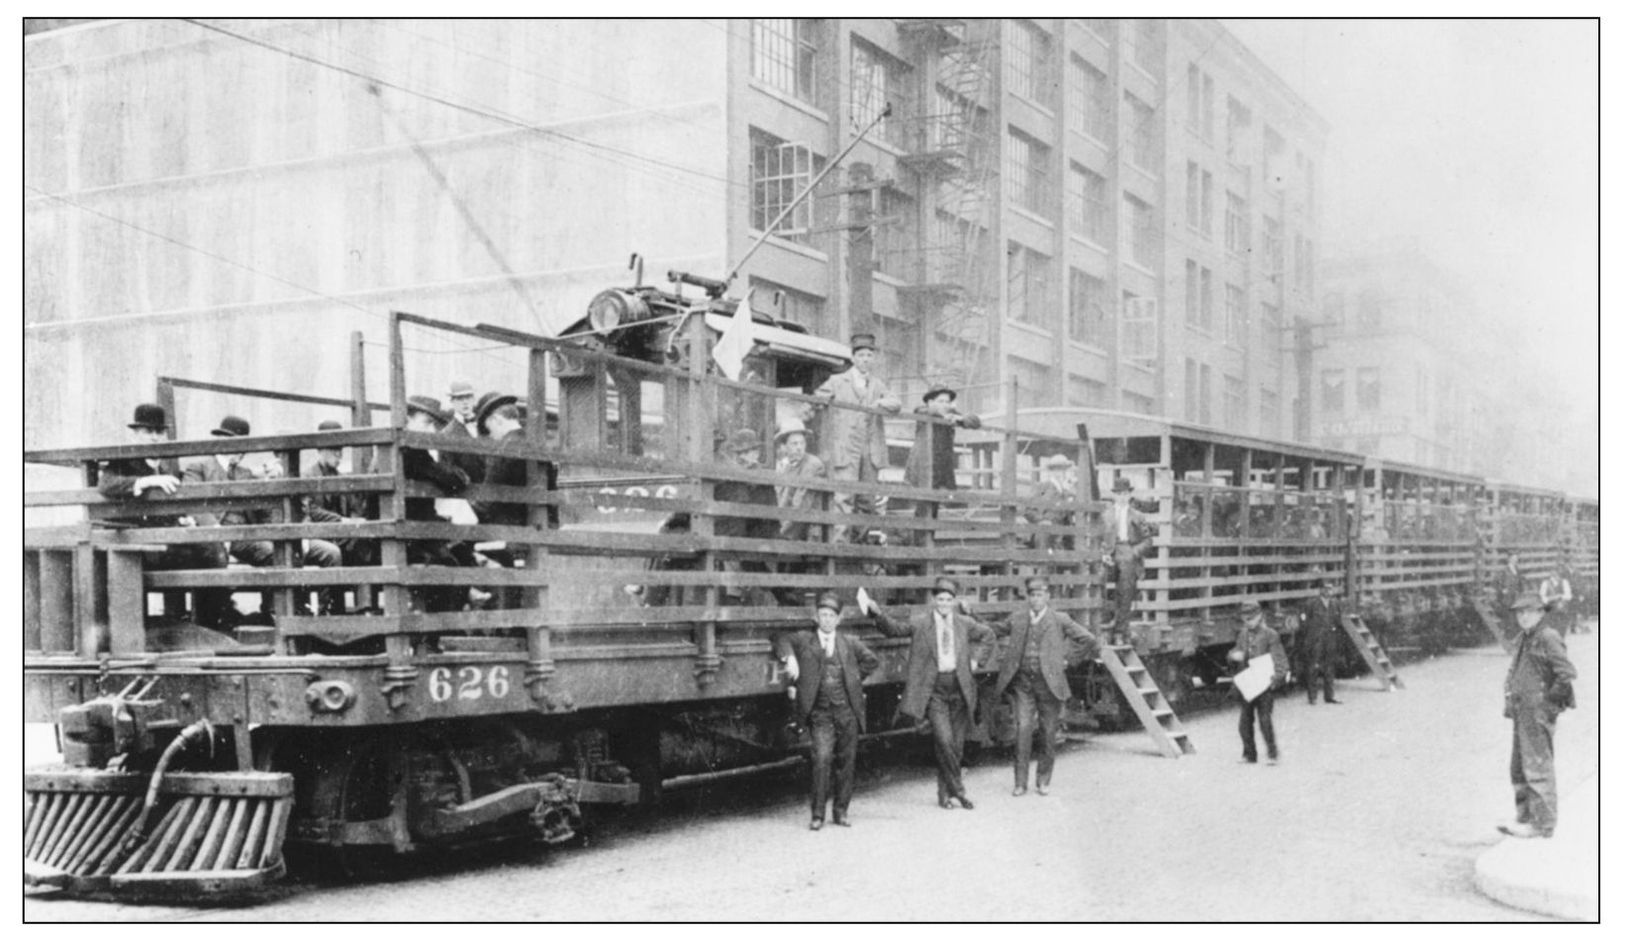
[1298,578,1344,704]
[812,333,901,543]
[1499,593,1576,839]
[986,576,1099,796]
[1228,599,1289,765]
[778,591,880,830]
[861,579,993,810]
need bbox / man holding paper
[1228,599,1289,765]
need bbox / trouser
[914,499,939,547]
[1304,655,1336,702]
[230,538,343,613]
[1509,703,1559,832]
[1010,668,1063,788]
[1108,546,1142,636]
[808,702,860,820]
[830,460,879,544]
[927,672,971,798]
[1238,690,1278,761]
[148,541,229,629]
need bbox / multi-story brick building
[24,18,1325,451]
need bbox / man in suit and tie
[860,578,994,809]
[440,378,487,485]
[986,576,1100,796]
[778,591,881,830]
[1102,476,1157,643]
[812,333,901,543]
[1298,578,1344,704]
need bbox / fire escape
[896,20,1000,404]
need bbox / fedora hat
[317,419,344,432]
[1240,598,1261,611]
[1024,576,1050,593]
[932,577,959,597]
[210,415,250,438]
[474,392,519,430]
[406,395,450,426]
[1042,454,1073,471]
[1111,476,1134,493]
[815,591,842,613]
[921,385,957,404]
[448,378,475,398]
[849,332,877,352]
[723,428,761,454]
[774,417,811,443]
[128,403,168,431]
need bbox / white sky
[1223,18,1599,420]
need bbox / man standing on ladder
[1102,476,1156,644]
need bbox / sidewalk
[1474,774,1598,921]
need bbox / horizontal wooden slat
[24,428,397,465]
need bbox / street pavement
[25,630,1598,921]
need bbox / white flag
[710,290,756,381]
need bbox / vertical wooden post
[998,376,1019,604]
[381,312,414,708]
[350,331,372,428]
[1200,442,1216,625]
[686,312,719,685]
[24,550,43,652]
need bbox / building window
[850,38,908,148]
[1294,234,1314,294]
[1356,288,1383,332]
[1124,192,1156,269]
[749,276,827,334]
[1081,19,1113,44]
[1199,362,1213,425]
[1263,124,1287,188]
[1201,170,1214,236]
[1007,19,1054,110]
[873,186,915,280]
[1224,375,1246,430]
[1186,64,1214,140]
[1185,260,1200,329]
[1225,191,1249,255]
[1201,266,1214,332]
[1184,358,1198,422]
[1121,291,1157,365]
[1008,354,1053,407]
[1069,267,1109,347]
[1261,215,1284,275]
[1069,375,1108,407]
[1068,55,1110,143]
[1068,163,1107,244]
[751,19,818,103]
[1225,283,1245,346]
[1322,291,1345,334]
[1260,387,1280,437]
[1007,242,1052,331]
[1125,91,1157,173]
[1186,162,1200,230]
[1261,302,1281,361]
[1322,368,1345,414]
[1357,367,1381,411]
[751,128,824,243]
[1006,128,1051,215]
[1226,96,1252,164]
[1130,19,1162,75]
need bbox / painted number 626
[427,666,511,703]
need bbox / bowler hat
[1510,592,1543,612]
[1111,476,1134,493]
[723,428,761,454]
[317,419,344,432]
[774,417,811,443]
[448,378,475,398]
[849,333,877,352]
[406,395,450,426]
[128,403,168,431]
[1042,454,1073,471]
[932,577,959,597]
[1025,576,1050,593]
[210,415,250,438]
[474,392,519,430]
[816,591,842,613]
[921,385,957,404]
[1241,598,1262,610]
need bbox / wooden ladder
[1338,614,1405,691]
[1097,643,1195,758]
[1470,600,1514,654]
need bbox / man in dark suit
[987,576,1099,796]
[860,578,994,809]
[905,386,980,545]
[403,395,475,612]
[1297,578,1344,704]
[1499,593,1576,838]
[1229,599,1290,765]
[778,591,881,830]
[1102,476,1157,643]
[440,378,487,484]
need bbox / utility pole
[845,162,878,339]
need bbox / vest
[815,653,847,709]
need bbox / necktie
[1118,504,1129,541]
[938,616,953,660]
[821,633,834,657]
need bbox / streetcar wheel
[286,731,409,881]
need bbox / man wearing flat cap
[1228,598,1289,765]
[441,378,487,484]
[986,576,1099,796]
[1499,592,1576,838]
[778,591,881,830]
[860,578,993,809]
[97,403,228,627]
[812,333,901,543]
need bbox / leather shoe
[832,814,851,827]
[1035,783,1049,796]
[1498,822,1551,839]
[1266,756,1279,767]
[954,794,975,810]
[938,791,954,809]
[808,817,824,831]
[1239,756,1257,764]
[1325,698,1341,704]
[1012,786,1027,797]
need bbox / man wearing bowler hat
[470,392,529,528]
[986,576,1099,795]
[1499,592,1576,838]
[812,332,901,543]
[904,385,981,545]
[1298,577,1345,704]
[97,403,229,628]
[778,591,880,830]
[441,378,486,485]
[403,395,478,612]
[860,578,993,809]
[1102,475,1158,643]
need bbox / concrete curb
[1474,774,1598,920]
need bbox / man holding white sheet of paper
[1228,599,1289,765]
